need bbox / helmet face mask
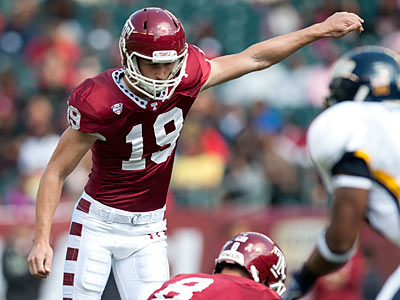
[214,232,287,296]
[325,46,400,107]
[119,7,188,101]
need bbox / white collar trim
[112,69,148,109]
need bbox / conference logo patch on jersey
[111,103,123,115]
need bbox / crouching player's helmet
[119,7,188,101]
[214,232,287,296]
[326,46,400,106]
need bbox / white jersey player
[309,100,400,245]
[284,46,400,300]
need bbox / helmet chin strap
[123,69,179,102]
[249,265,260,282]
[249,264,286,296]
[123,71,160,100]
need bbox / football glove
[282,266,318,300]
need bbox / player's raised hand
[319,12,364,38]
[27,242,53,278]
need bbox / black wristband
[297,265,319,286]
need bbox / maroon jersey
[67,45,211,211]
[147,273,281,300]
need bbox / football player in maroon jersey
[27,7,363,300]
[148,232,287,300]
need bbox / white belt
[79,192,165,225]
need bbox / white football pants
[63,192,169,300]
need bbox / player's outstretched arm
[283,186,368,300]
[201,11,364,91]
[27,127,97,278]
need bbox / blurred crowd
[1,0,400,214]
[1,0,400,299]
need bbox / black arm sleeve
[331,152,372,178]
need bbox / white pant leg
[63,204,113,300]
[62,195,168,300]
[112,232,170,300]
[376,264,400,300]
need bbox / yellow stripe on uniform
[354,150,371,164]
[373,170,400,209]
[354,150,400,208]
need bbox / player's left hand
[27,241,53,278]
[319,12,364,38]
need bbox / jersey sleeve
[176,44,211,97]
[332,152,371,178]
[67,79,106,134]
[307,104,373,192]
